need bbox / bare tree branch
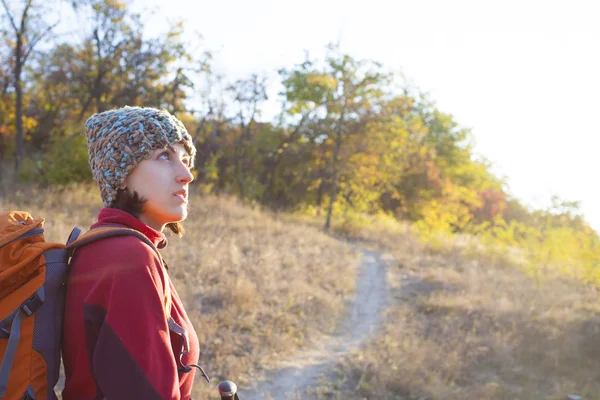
[18,0,33,37]
[23,20,59,62]
[0,0,19,33]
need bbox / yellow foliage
[412,193,600,288]
[464,219,600,286]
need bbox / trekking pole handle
[218,380,239,400]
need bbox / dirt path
[237,249,390,399]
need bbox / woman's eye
[159,151,190,168]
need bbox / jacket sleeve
[82,239,181,400]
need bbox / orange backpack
[0,211,168,400]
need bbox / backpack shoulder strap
[65,226,161,262]
[65,226,172,318]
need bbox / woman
[62,106,203,400]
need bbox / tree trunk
[316,174,325,217]
[194,123,217,182]
[324,127,344,231]
[14,36,24,173]
[234,121,248,199]
[235,146,245,199]
[78,66,107,121]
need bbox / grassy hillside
[3,178,599,399]
[0,182,361,399]
[324,220,600,400]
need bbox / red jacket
[62,208,200,400]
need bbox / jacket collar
[92,208,168,249]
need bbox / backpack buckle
[20,288,45,317]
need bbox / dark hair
[111,188,185,237]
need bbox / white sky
[74,0,600,231]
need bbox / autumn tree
[189,68,229,184]
[1,0,58,172]
[0,32,13,156]
[275,56,331,210]
[9,0,202,184]
[225,74,268,198]
[279,45,389,230]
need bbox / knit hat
[85,106,196,207]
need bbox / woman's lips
[174,193,187,203]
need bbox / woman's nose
[176,162,194,184]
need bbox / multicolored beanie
[85,106,196,207]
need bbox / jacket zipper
[0,228,45,249]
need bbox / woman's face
[124,143,194,232]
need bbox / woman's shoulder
[66,233,167,298]
[72,232,163,272]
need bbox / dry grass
[6,171,600,399]
[330,223,600,400]
[0,180,361,399]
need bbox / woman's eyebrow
[166,144,191,161]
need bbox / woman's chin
[168,206,188,222]
[146,202,188,226]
